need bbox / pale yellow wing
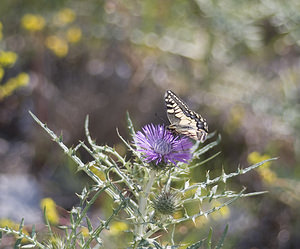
[165,90,208,142]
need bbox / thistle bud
[152,191,179,215]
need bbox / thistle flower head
[153,191,180,215]
[134,124,193,166]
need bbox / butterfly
[164,90,208,142]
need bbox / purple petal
[134,124,193,166]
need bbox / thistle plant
[0,111,277,248]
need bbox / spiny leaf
[206,130,217,140]
[240,157,278,175]
[190,151,221,169]
[21,244,36,248]
[193,134,221,158]
[31,224,36,238]
[14,238,22,249]
[126,111,135,138]
[18,218,25,233]
[96,237,102,245]
[78,233,85,246]
[86,217,93,232]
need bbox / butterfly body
[164,90,208,142]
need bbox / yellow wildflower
[66,27,82,43]
[80,226,89,237]
[257,167,277,184]
[54,8,76,26]
[248,151,271,167]
[0,218,30,242]
[0,218,17,229]
[40,198,59,225]
[21,14,45,31]
[0,67,4,81]
[17,72,30,85]
[109,221,128,236]
[0,51,18,67]
[248,151,277,183]
[0,73,29,100]
[45,36,68,57]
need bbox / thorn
[192,216,196,226]
[221,167,227,183]
[206,170,210,179]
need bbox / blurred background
[0,0,300,248]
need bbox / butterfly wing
[164,90,208,142]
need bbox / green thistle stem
[0,227,45,249]
[67,186,108,248]
[29,111,137,218]
[136,170,156,239]
[85,116,139,199]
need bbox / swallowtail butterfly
[165,90,208,142]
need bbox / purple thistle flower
[134,124,193,166]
